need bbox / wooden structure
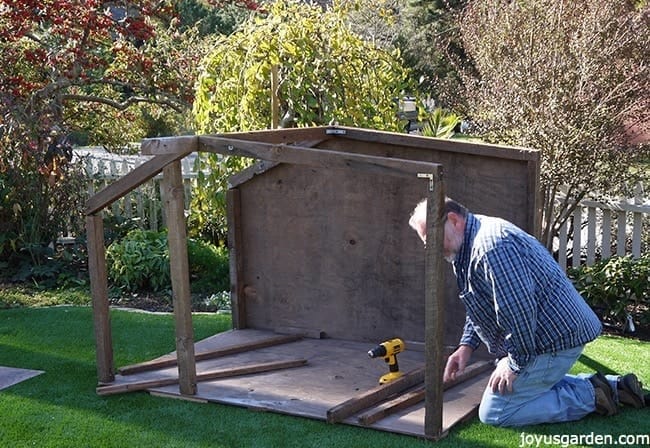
[85,126,539,440]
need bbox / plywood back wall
[231,136,538,344]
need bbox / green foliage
[107,230,171,292]
[187,238,230,293]
[420,107,461,139]
[106,229,229,293]
[191,0,414,241]
[0,1,219,269]
[175,0,251,36]
[194,0,411,133]
[0,139,88,266]
[395,0,468,106]
[569,254,650,330]
[457,0,650,249]
[0,285,91,309]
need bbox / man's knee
[478,399,507,427]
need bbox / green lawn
[0,305,648,448]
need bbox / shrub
[568,254,650,332]
[106,229,229,294]
[107,230,170,292]
[187,238,229,294]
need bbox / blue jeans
[478,346,597,427]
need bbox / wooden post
[86,213,115,384]
[162,160,197,395]
[226,188,246,329]
[424,169,445,439]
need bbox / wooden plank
[616,212,627,256]
[274,326,326,339]
[587,207,597,265]
[572,207,582,268]
[86,213,114,385]
[163,160,196,395]
[424,174,445,439]
[632,210,642,258]
[140,135,198,155]
[97,359,308,396]
[227,188,246,329]
[118,334,302,375]
[85,150,193,215]
[326,366,425,424]
[328,126,539,161]
[137,330,494,438]
[601,209,612,259]
[228,139,327,188]
[358,360,495,426]
[359,385,426,426]
[228,161,281,188]
[206,127,330,145]
[198,136,442,180]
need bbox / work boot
[589,372,618,416]
[617,373,645,409]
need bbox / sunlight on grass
[0,306,647,448]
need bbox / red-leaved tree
[0,0,254,276]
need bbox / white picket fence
[69,147,200,237]
[556,184,649,271]
[72,148,648,271]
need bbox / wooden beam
[326,366,425,424]
[358,360,495,426]
[85,150,193,215]
[328,126,539,161]
[86,213,114,384]
[97,359,308,396]
[140,135,199,155]
[198,136,442,181]
[163,160,196,396]
[424,171,445,439]
[227,139,327,188]
[227,188,247,330]
[118,334,302,375]
[203,127,330,145]
[359,386,426,427]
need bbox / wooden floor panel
[110,329,492,439]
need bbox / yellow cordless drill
[367,338,405,385]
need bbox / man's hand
[488,357,517,394]
[443,345,473,383]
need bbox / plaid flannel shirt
[453,213,602,373]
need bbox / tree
[457,0,649,249]
[191,0,414,242]
[0,0,254,273]
[395,0,469,107]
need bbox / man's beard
[444,253,456,263]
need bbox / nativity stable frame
[85,126,539,440]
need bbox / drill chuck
[368,338,404,359]
[368,346,387,358]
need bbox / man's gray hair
[410,197,468,224]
